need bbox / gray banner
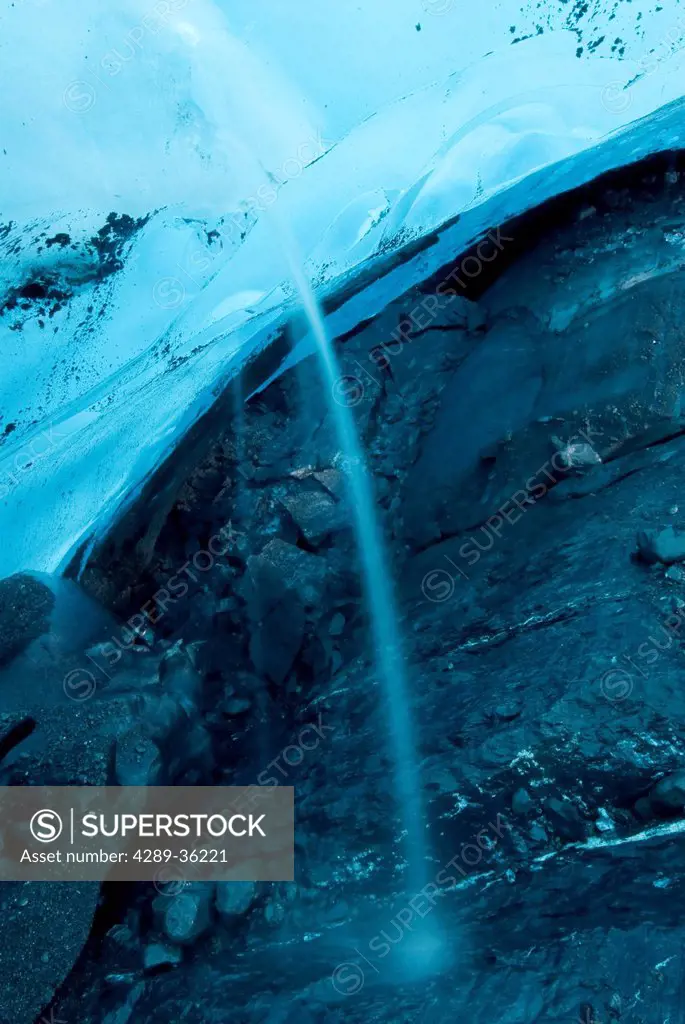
[0,786,293,882]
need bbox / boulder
[153,886,214,946]
[493,701,522,723]
[215,880,256,919]
[277,477,349,547]
[512,787,535,816]
[649,770,685,813]
[665,564,685,583]
[247,539,327,611]
[543,797,586,841]
[0,881,99,1024]
[0,573,54,668]
[143,943,182,970]
[636,526,685,565]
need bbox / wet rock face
[0,577,102,1024]
[26,163,685,1022]
[0,573,54,667]
[0,881,100,1024]
[648,770,685,814]
[153,886,214,946]
[0,576,218,1024]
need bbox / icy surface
[1,0,685,576]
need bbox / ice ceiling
[1,0,684,578]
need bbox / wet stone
[143,943,182,971]
[0,573,54,668]
[649,770,685,813]
[512,787,535,815]
[636,526,685,565]
[215,881,256,919]
[114,726,163,787]
[154,886,214,946]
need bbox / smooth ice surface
[2,0,685,575]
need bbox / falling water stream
[265,205,430,895]
[220,121,430,940]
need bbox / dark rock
[634,796,653,820]
[223,697,251,715]
[249,539,327,610]
[215,881,256,919]
[649,770,685,813]
[0,881,99,1024]
[512,787,535,815]
[158,643,202,710]
[543,797,586,841]
[244,540,328,684]
[277,477,350,546]
[143,943,183,971]
[114,726,163,786]
[0,573,54,667]
[402,316,544,545]
[101,981,146,1024]
[329,612,345,636]
[636,526,685,565]
[665,564,685,583]
[153,886,214,946]
[529,821,547,842]
[45,157,685,1024]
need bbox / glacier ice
[1,0,685,577]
